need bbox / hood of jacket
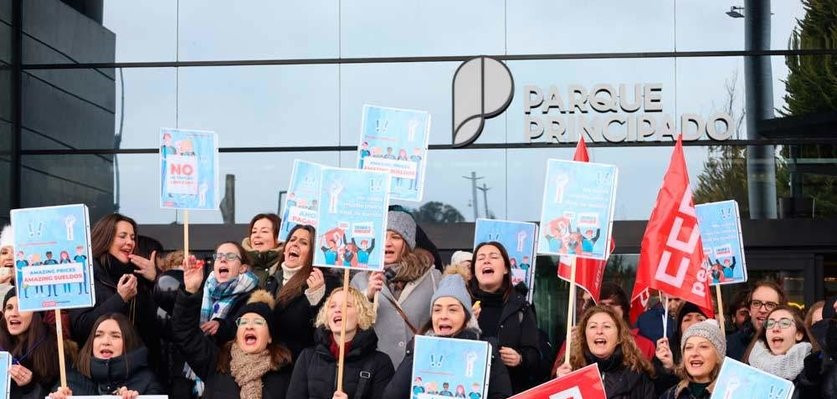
[89,347,150,392]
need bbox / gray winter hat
[681,319,726,360]
[387,211,416,249]
[431,274,473,321]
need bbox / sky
[101,0,808,225]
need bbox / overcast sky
[102,0,807,225]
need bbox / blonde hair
[315,286,376,331]
[569,305,654,376]
[674,335,722,382]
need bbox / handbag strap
[382,293,419,335]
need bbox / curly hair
[315,286,377,331]
[569,305,654,376]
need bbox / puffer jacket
[241,237,283,287]
[583,347,655,399]
[659,380,713,399]
[63,347,165,395]
[287,327,394,398]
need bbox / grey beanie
[387,211,416,249]
[431,274,473,321]
[681,319,726,360]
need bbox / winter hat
[387,210,416,250]
[681,319,726,361]
[450,251,472,267]
[235,290,278,341]
[0,225,12,248]
[3,287,16,308]
[676,301,708,333]
[431,274,473,321]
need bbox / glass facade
[2,0,836,344]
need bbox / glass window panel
[176,65,339,148]
[103,1,177,62]
[340,62,506,146]
[340,0,504,58]
[22,0,114,64]
[507,0,675,54]
[674,57,746,139]
[115,68,177,149]
[177,0,339,61]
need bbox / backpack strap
[354,355,378,399]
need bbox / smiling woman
[659,320,726,399]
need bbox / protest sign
[634,136,714,318]
[509,363,605,399]
[0,352,9,399]
[160,128,219,210]
[313,167,390,271]
[537,160,618,261]
[695,200,746,286]
[279,160,323,241]
[711,357,794,399]
[473,219,537,299]
[10,204,94,312]
[411,335,491,399]
[357,105,430,202]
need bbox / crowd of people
[0,209,835,399]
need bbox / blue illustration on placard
[695,200,747,286]
[537,160,618,260]
[473,219,537,292]
[279,160,323,242]
[0,352,9,399]
[358,105,430,202]
[10,204,94,312]
[411,336,491,399]
[711,357,794,399]
[160,128,219,210]
[313,167,390,271]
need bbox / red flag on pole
[557,137,612,302]
[634,136,714,318]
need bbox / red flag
[634,136,714,317]
[509,364,606,399]
[629,285,651,325]
[557,137,612,302]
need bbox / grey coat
[351,267,440,369]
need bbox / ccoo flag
[634,135,714,318]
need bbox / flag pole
[663,294,669,340]
[564,256,577,365]
[715,285,726,336]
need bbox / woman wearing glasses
[171,259,293,399]
[744,306,812,387]
[726,280,787,361]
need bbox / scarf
[200,271,259,324]
[584,346,624,373]
[748,340,812,380]
[329,334,354,360]
[230,343,273,399]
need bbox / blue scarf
[200,271,259,324]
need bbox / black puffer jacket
[171,289,292,399]
[266,267,341,359]
[583,348,655,399]
[63,347,165,395]
[659,380,712,399]
[287,327,394,398]
[382,330,512,399]
[472,288,541,393]
[68,255,162,373]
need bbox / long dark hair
[76,313,145,378]
[468,241,513,300]
[0,292,59,383]
[275,224,316,306]
[90,213,137,265]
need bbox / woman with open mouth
[49,313,164,398]
[68,213,163,376]
[659,320,726,399]
[172,260,294,399]
[351,210,441,369]
[382,272,512,399]
[242,213,284,287]
[0,288,62,399]
[555,305,655,398]
[265,224,340,360]
[654,301,709,394]
[0,225,15,299]
[744,305,813,386]
[287,286,394,399]
[467,241,540,394]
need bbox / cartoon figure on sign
[719,257,737,279]
[465,351,478,377]
[320,237,339,265]
[439,382,453,396]
[579,227,601,253]
[16,251,27,268]
[43,251,58,265]
[74,245,89,294]
[177,139,196,156]
[64,214,76,241]
[328,180,343,214]
[553,173,570,204]
[409,147,423,191]
[509,258,518,269]
[516,230,527,252]
[519,256,531,271]
[425,381,438,394]
[468,383,482,399]
[384,147,396,160]
[359,142,371,169]
[412,377,425,398]
[545,217,572,253]
[353,238,375,265]
[564,233,584,255]
[59,250,73,293]
[455,385,466,398]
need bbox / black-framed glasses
[235,317,266,327]
[213,252,241,261]
[765,317,794,329]
[749,300,779,311]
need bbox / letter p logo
[452,56,514,148]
